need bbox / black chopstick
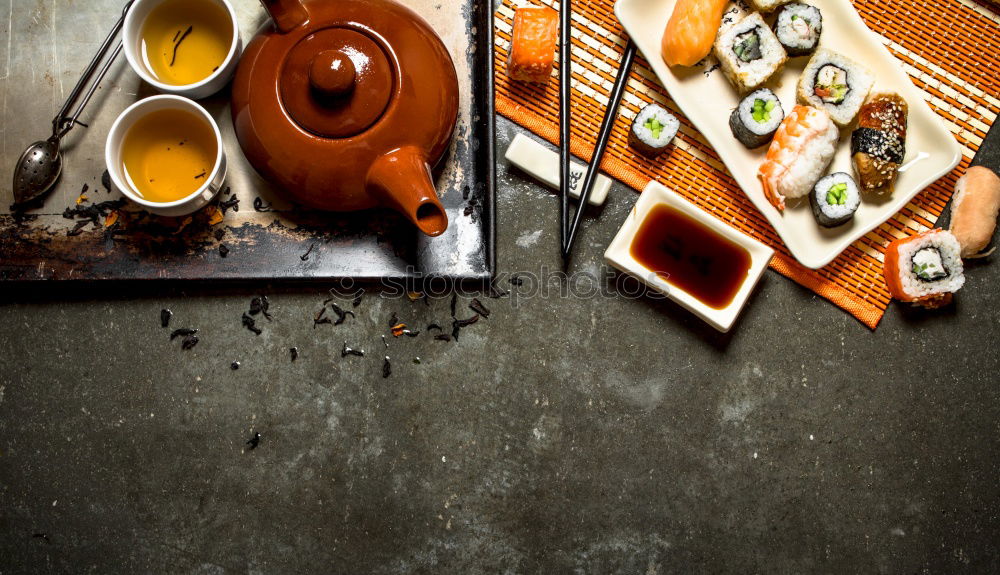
[559,0,572,252]
[562,40,637,261]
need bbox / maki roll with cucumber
[773,3,822,56]
[714,12,788,94]
[797,48,874,127]
[629,103,680,158]
[729,88,785,148]
[810,172,860,227]
[883,229,965,309]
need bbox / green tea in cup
[120,107,219,203]
[141,0,233,86]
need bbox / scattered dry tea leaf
[207,206,224,226]
[104,210,120,228]
[469,298,491,319]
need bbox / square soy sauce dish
[605,182,775,332]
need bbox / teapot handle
[260,0,308,33]
[367,147,449,237]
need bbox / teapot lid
[280,28,394,139]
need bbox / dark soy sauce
[630,204,752,310]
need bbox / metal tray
[0,0,495,282]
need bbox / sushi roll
[507,7,558,83]
[729,88,785,148]
[758,105,839,211]
[883,229,965,309]
[851,92,908,195]
[773,3,822,56]
[797,48,874,127]
[629,104,680,158]
[747,0,793,13]
[714,12,788,94]
[810,172,860,227]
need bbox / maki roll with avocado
[797,48,874,127]
[729,88,785,148]
[629,103,680,158]
[773,3,822,56]
[714,12,788,94]
[810,172,860,227]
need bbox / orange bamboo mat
[494,0,1000,329]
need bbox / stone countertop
[0,117,998,573]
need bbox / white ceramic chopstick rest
[504,133,611,207]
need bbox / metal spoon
[11,1,133,207]
[12,137,63,206]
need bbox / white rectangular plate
[605,181,774,332]
[615,0,962,269]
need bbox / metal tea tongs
[12,0,135,207]
[559,0,637,262]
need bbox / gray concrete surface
[1,118,999,573]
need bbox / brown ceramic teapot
[231,0,460,236]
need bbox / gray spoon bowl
[12,137,63,206]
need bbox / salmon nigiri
[507,7,559,83]
[661,0,730,67]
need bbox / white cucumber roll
[810,172,860,227]
[629,104,680,158]
[729,88,785,149]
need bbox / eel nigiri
[661,0,730,67]
[507,7,559,83]
[758,105,839,211]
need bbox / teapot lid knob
[309,50,356,98]
[279,29,394,139]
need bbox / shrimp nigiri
[758,105,839,211]
[661,0,730,68]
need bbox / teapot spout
[261,0,308,33]
[367,147,449,237]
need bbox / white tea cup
[123,0,241,100]
[105,95,227,217]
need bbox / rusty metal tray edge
[0,0,496,284]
